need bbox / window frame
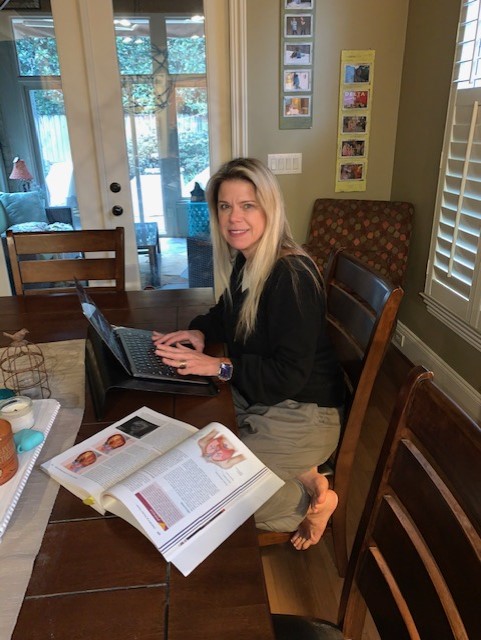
[422,0,481,350]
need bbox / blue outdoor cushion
[47,222,74,232]
[0,199,8,234]
[0,190,48,226]
[1,221,74,238]
[5,221,49,234]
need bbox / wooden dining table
[0,288,275,640]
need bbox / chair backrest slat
[10,230,123,253]
[327,285,378,355]
[18,258,119,284]
[6,228,125,295]
[409,384,481,532]
[326,321,364,393]
[389,443,480,634]
[356,546,417,639]
[333,250,393,311]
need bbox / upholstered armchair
[0,191,74,292]
[304,198,414,286]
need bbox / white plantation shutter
[424,0,481,343]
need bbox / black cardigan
[189,255,345,408]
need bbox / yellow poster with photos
[335,50,375,192]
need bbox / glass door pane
[0,13,79,226]
[30,88,78,220]
[0,9,81,295]
[113,3,213,290]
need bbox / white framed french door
[49,0,138,288]
[49,0,232,290]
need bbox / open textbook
[41,407,284,576]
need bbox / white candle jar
[0,396,34,431]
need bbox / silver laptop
[75,280,211,386]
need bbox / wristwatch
[217,360,233,382]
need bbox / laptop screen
[75,280,130,372]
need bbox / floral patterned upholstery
[304,198,414,286]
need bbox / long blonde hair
[206,157,320,340]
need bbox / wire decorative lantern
[0,329,51,399]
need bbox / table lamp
[9,157,33,192]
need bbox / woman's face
[107,434,126,449]
[217,179,267,259]
[76,450,96,467]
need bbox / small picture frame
[342,115,367,133]
[344,63,371,84]
[339,162,364,181]
[284,42,312,65]
[283,69,311,92]
[340,139,366,158]
[284,14,312,37]
[342,89,369,109]
[283,96,311,117]
[285,0,313,8]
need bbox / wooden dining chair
[6,227,125,295]
[271,365,481,639]
[258,249,404,578]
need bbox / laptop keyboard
[118,329,179,378]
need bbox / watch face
[219,362,233,381]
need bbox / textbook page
[41,407,197,514]
[102,422,284,576]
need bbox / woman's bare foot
[296,467,330,513]
[290,489,338,551]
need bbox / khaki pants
[233,387,341,532]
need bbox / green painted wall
[391,0,481,393]
[246,0,409,242]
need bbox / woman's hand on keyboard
[152,329,205,352]
[153,339,221,377]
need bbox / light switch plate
[267,153,302,174]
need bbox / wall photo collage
[280,0,315,129]
[335,49,375,192]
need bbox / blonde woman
[153,158,345,550]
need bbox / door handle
[112,205,123,216]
